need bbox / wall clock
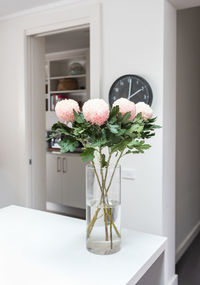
[109,74,153,106]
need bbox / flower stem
[110,214,113,249]
[87,207,101,237]
[103,208,108,241]
[91,160,102,191]
[105,207,121,238]
[106,150,123,193]
[87,152,121,249]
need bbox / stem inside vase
[86,160,121,255]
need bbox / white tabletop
[0,206,166,285]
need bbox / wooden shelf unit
[50,74,86,80]
[45,48,90,112]
[50,89,87,94]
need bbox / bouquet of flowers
[50,97,160,253]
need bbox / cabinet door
[46,153,62,204]
[62,155,86,209]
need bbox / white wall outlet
[121,168,136,180]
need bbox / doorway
[25,14,101,215]
[176,6,200,262]
[45,28,89,218]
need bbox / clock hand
[129,88,143,99]
[128,78,132,99]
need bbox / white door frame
[24,4,101,209]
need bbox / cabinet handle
[57,157,61,172]
[63,158,67,173]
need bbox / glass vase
[86,164,121,255]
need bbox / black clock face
[109,75,153,106]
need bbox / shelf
[47,147,82,153]
[50,90,86,94]
[50,74,86,80]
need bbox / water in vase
[86,199,121,255]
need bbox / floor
[176,233,200,285]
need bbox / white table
[0,206,167,285]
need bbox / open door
[28,36,46,210]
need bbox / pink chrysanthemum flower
[82,99,109,126]
[113,98,136,120]
[55,99,80,122]
[136,102,153,120]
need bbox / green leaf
[137,125,144,132]
[140,144,151,150]
[153,125,162,129]
[59,137,79,153]
[109,105,119,120]
[127,139,141,148]
[80,147,95,162]
[46,132,59,141]
[125,150,140,155]
[73,110,85,124]
[116,129,126,136]
[91,138,107,147]
[121,112,131,124]
[126,124,139,134]
[125,150,132,155]
[101,154,107,168]
[111,138,132,153]
[108,124,119,134]
[52,122,72,135]
[73,127,86,136]
[133,112,143,122]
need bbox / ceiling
[1,0,200,18]
[0,0,81,18]
[170,0,200,9]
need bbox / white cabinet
[62,155,86,209]
[46,153,86,209]
[46,153,62,204]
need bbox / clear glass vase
[86,164,121,255]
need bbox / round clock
[109,74,153,106]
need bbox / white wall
[0,0,164,232]
[176,7,200,260]
[0,0,176,283]
[45,28,89,53]
[163,0,176,279]
[101,0,164,235]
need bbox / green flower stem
[105,207,121,238]
[87,153,121,249]
[106,207,113,249]
[87,159,103,237]
[106,150,124,193]
[104,151,112,187]
[112,220,121,238]
[103,208,108,241]
[110,212,113,249]
[91,160,103,191]
[87,207,101,237]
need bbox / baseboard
[176,221,200,263]
[168,275,178,285]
